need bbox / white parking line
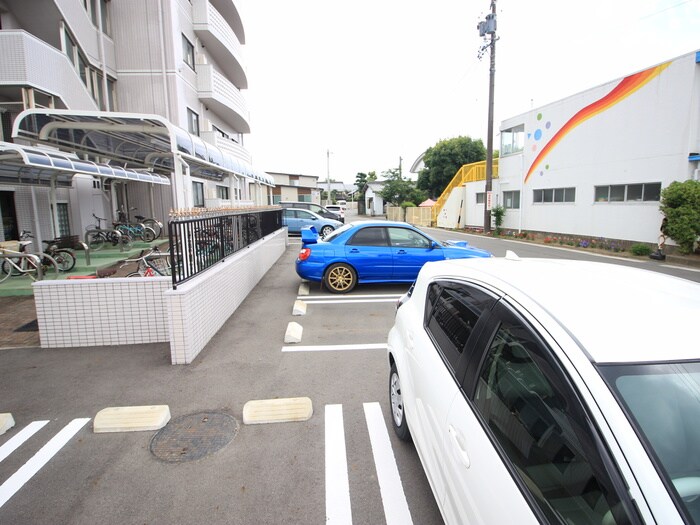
[325,405,352,525]
[0,420,49,463]
[300,298,398,305]
[282,343,388,353]
[300,294,403,300]
[363,402,413,525]
[0,418,90,508]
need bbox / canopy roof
[12,109,273,186]
[0,141,169,187]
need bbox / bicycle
[19,231,76,272]
[114,221,156,243]
[119,206,163,239]
[0,242,59,283]
[118,246,171,277]
[86,214,132,251]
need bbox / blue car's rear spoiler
[301,226,319,246]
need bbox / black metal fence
[167,209,283,288]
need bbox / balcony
[193,0,248,89]
[0,30,97,110]
[200,130,252,165]
[197,63,250,134]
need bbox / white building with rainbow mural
[438,49,700,248]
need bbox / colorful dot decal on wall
[534,129,543,140]
[537,113,543,121]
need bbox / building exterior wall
[466,51,700,244]
[0,0,264,244]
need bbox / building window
[500,124,524,155]
[216,185,229,200]
[533,187,576,204]
[192,181,204,207]
[56,203,71,237]
[476,192,485,204]
[594,183,661,203]
[182,35,195,71]
[187,108,200,136]
[503,190,520,209]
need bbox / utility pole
[478,0,497,233]
[326,149,331,205]
[399,156,403,179]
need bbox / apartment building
[0,0,271,243]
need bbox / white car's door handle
[448,425,471,468]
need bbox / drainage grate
[150,411,238,463]
[14,319,38,332]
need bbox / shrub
[660,180,700,254]
[630,243,653,256]
[491,205,506,233]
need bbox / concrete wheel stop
[243,397,313,425]
[94,405,171,433]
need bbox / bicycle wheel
[142,226,156,243]
[40,253,60,280]
[53,250,76,272]
[88,232,105,251]
[143,219,162,238]
[126,272,142,278]
[1,257,22,277]
[0,259,15,282]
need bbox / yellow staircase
[431,159,499,225]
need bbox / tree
[660,180,700,254]
[416,136,486,198]
[379,168,427,206]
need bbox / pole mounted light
[477,0,497,233]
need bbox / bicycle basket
[149,256,171,275]
[52,235,79,249]
[0,241,20,252]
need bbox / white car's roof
[423,256,700,364]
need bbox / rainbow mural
[524,62,671,183]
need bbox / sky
[235,0,700,184]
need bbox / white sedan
[387,253,700,525]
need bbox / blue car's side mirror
[431,241,440,250]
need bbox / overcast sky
[235,0,699,183]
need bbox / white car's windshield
[599,361,700,524]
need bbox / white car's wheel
[390,362,411,441]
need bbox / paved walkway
[0,296,40,348]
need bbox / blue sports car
[295,220,492,293]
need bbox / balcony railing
[0,31,97,110]
[200,131,252,164]
[193,0,248,89]
[197,63,250,133]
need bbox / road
[1,210,698,524]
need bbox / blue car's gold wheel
[324,263,356,293]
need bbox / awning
[11,109,274,186]
[0,141,170,187]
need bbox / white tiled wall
[32,229,287,364]
[34,278,170,348]
[166,229,287,364]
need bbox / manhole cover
[150,411,238,463]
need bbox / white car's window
[599,362,700,524]
[474,315,635,524]
[424,283,495,373]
